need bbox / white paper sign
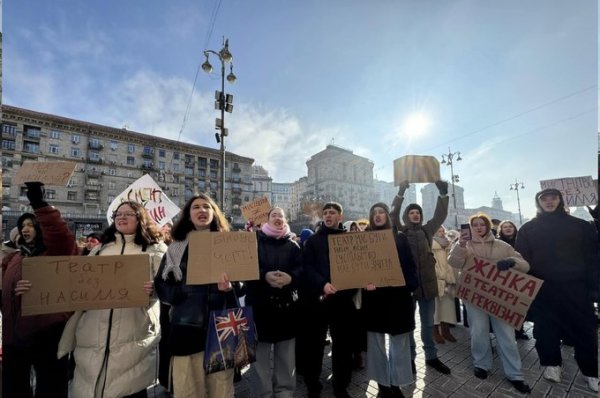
[106,174,180,228]
[539,176,598,207]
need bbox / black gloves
[435,180,449,196]
[496,258,516,271]
[25,182,49,209]
[397,180,410,197]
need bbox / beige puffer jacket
[58,233,167,398]
[448,231,529,273]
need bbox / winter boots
[434,323,457,343]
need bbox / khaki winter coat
[58,233,167,398]
[431,239,457,297]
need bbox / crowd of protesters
[2,181,598,397]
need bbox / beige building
[306,144,374,221]
[2,105,254,232]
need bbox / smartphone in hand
[460,223,472,241]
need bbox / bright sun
[404,113,431,136]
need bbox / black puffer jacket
[245,231,302,343]
[154,248,236,356]
[391,195,449,300]
[362,230,418,335]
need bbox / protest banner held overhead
[393,155,441,185]
[539,176,598,207]
[14,161,77,186]
[106,174,181,228]
[240,196,271,226]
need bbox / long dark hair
[171,193,230,241]
[101,201,160,247]
[497,220,518,246]
[367,202,392,230]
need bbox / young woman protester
[246,207,302,398]
[448,213,531,394]
[58,201,167,398]
[497,220,529,340]
[3,182,79,397]
[154,193,236,398]
[431,226,458,343]
[362,203,418,398]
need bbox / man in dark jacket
[390,180,451,375]
[301,202,356,398]
[515,188,599,393]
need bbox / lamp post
[440,147,462,230]
[202,37,236,211]
[509,179,525,226]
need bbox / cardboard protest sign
[329,230,406,290]
[456,256,543,329]
[539,176,597,206]
[21,254,151,316]
[393,155,441,184]
[187,231,259,284]
[14,161,77,186]
[107,174,180,228]
[240,197,271,226]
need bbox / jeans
[465,303,523,380]
[410,297,437,360]
[250,339,296,398]
[367,332,413,387]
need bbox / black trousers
[3,339,68,398]
[531,284,598,377]
[297,294,357,394]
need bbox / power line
[423,85,596,152]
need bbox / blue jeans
[465,303,524,380]
[410,297,437,361]
[367,332,414,387]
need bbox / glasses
[113,212,137,219]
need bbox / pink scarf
[261,222,290,239]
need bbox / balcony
[142,149,155,159]
[141,163,154,171]
[87,155,103,163]
[232,165,242,173]
[84,195,100,202]
[232,187,242,194]
[86,169,102,177]
[24,129,41,141]
[89,141,104,150]
[185,159,195,167]
[85,184,102,191]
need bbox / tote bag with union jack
[203,306,257,374]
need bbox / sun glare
[404,113,431,136]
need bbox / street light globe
[227,71,237,83]
[220,48,233,63]
[202,59,213,74]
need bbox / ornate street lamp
[510,179,525,226]
[440,147,462,229]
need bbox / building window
[143,146,154,156]
[67,191,78,201]
[108,168,117,176]
[173,163,179,172]
[159,149,166,157]
[210,159,218,169]
[2,156,13,167]
[159,161,165,170]
[184,167,193,176]
[127,156,135,165]
[49,144,59,154]
[24,126,41,139]
[173,152,179,160]
[198,181,206,190]
[71,147,81,157]
[110,140,118,150]
[23,142,40,153]
[89,151,100,161]
[72,134,81,144]
[198,157,207,167]
[128,144,135,153]
[199,169,206,177]
[3,124,17,136]
[45,189,56,200]
[172,188,179,196]
[210,170,217,179]
[20,187,28,197]
[1,140,15,150]
[108,181,116,190]
[107,194,115,203]
[143,160,153,169]
[50,130,61,139]
[68,177,78,187]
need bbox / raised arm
[391,181,409,229]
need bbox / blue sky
[3,0,598,219]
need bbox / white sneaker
[543,366,561,383]
[585,376,599,392]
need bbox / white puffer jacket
[58,233,167,398]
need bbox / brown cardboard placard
[240,197,271,226]
[539,176,598,206]
[21,254,151,316]
[455,256,543,329]
[329,230,406,290]
[14,161,77,186]
[393,155,440,184]
[187,231,259,284]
